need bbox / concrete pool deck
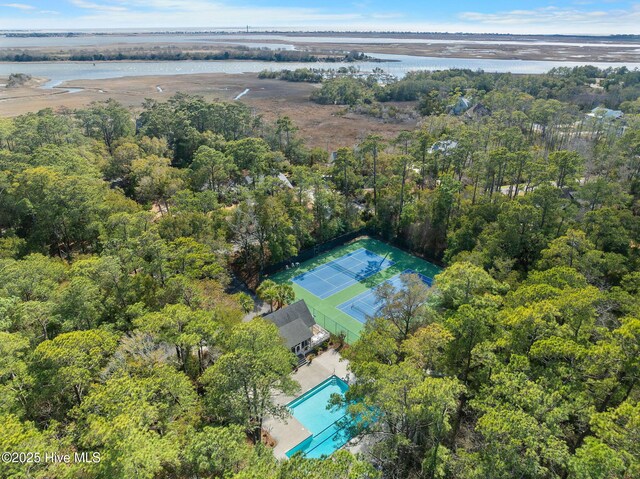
[264,348,350,458]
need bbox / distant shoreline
[2,31,639,63]
[2,31,640,43]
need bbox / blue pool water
[292,248,393,299]
[338,269,433,323]
[286,376,353,458]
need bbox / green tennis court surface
[268,237,442,343]
[292,247,394,299]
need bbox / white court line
[301,265,345,283]
[301,270,354,299]
[312,266,349,283]
[338,293,379,321]
[319,257,366,278]
[295,247,391,298]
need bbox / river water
[0,53,639,89]
[1,34,639,87]
[2,33,639,49]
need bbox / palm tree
[256,280,277,312]
[273,284,295,311]
[235,292,255,314]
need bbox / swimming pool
[285,376,354,458]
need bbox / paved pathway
[226,275,271,322]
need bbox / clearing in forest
[269,238,441,343]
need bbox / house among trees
[264,300,330,362]
[449,96,471,115]
[277,172,294,189]
[465,102,492,120]
[587,106,624,121]
[429,140,458,154]
[242,171,294,189]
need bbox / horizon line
[1,28,640,38]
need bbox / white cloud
[371,13,403,19]
[69,0,128,12]
[1,2,36,9]
[0,0,639,34]
[22,0,369,28]
[458,5,640,30]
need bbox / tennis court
[269,238,443,343]
[292,248,394,299]
[337,269,432,323]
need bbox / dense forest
[308,66,640,112]
[0,66,639,478]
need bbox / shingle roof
[278,318,312,348]
[465,103,492,119]
[264,300,315,347]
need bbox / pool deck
[264,349,350,459]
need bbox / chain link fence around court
[261,228,372,277]
[260,227,445,279]
[309,306,360,345]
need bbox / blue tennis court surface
[337,270,432,323]
[292,248,394,299]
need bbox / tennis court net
[328,261,366,281]
[350,302,379,318]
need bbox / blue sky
[1,1,639,34]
